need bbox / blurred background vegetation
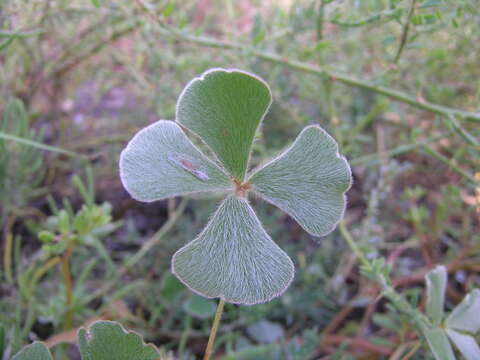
[0,0,479,359]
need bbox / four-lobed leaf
[120,68,351,304]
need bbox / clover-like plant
[423,266,480,360]
[120,68,351,307]
[12,321,169,360]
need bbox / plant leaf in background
[78,321,160,360]
[176,68,271,180]
[445,289,480,360]
[445,289,480,333]
[184,294,217,319]
[172,196,294,304]
[446,329,480,360]
[249,125,351,236]
[13,321,169,360]
[11,342,53,360]
[422,266,480,360]
[120,68,351,305]
[425,265,447,326]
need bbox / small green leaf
[90,0,100,7]
[425,265,447,325]
[172,196,294,305]
[249,125,351,236]
[162,2,175,17]
[184,294,216,319]
[446,329,480,360]
[177,69,272,180]
[246,320,284,344]
[422,327,455,360]
[160,273,185,302]
[12,342,53,360]
[120,120,231,202]
[78,321,160,360]
[446,289,480,333]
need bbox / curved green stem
[204,299,225,360]
[135,0,480,123]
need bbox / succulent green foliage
[177,69,271,180]
[249,126,351,236]
[12,342,53,360]
[120,120,231,202]
[120,68,351,304]
[78,321,160,360]
[425,265,447,326]
[173,196,294,304]
[422,266,480,360]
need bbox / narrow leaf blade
[249,125,351,236]
[12,342,53,360]
[78,321,160,360]
[446,289,480,333]
[177,68,272,180]
[446,329,480,360]
[425,265,447,325]
[172,196,294,304]
[120,120,231,202]
[422,327,456,360]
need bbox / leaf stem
[133,8,480,123]
[61,239,76,330]
[316,0,326,41]
[204,299,225,360]
[338,221,430,328]
[394,0,417,64]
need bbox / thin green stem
[81,198,188,306]
[422,145,477,183]
[394,0,417,63]
[139,22,480,123]
[204,299,225,360]
[179,315,192,356]
[350,134,445,166]
[338,221,430,329]
[4,232,13,283]
[316,0,326,41]
[61,241,75,330]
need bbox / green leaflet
[425,265,447,326]
[446,329,480,360]
[172,196,294,305]
[445,289,480,333]
[249,125,351,237]
[119,120,231,201]
[422,327,456,360]
[78,321,160,360]
[177,69,271,180]
[12,342,53,360]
